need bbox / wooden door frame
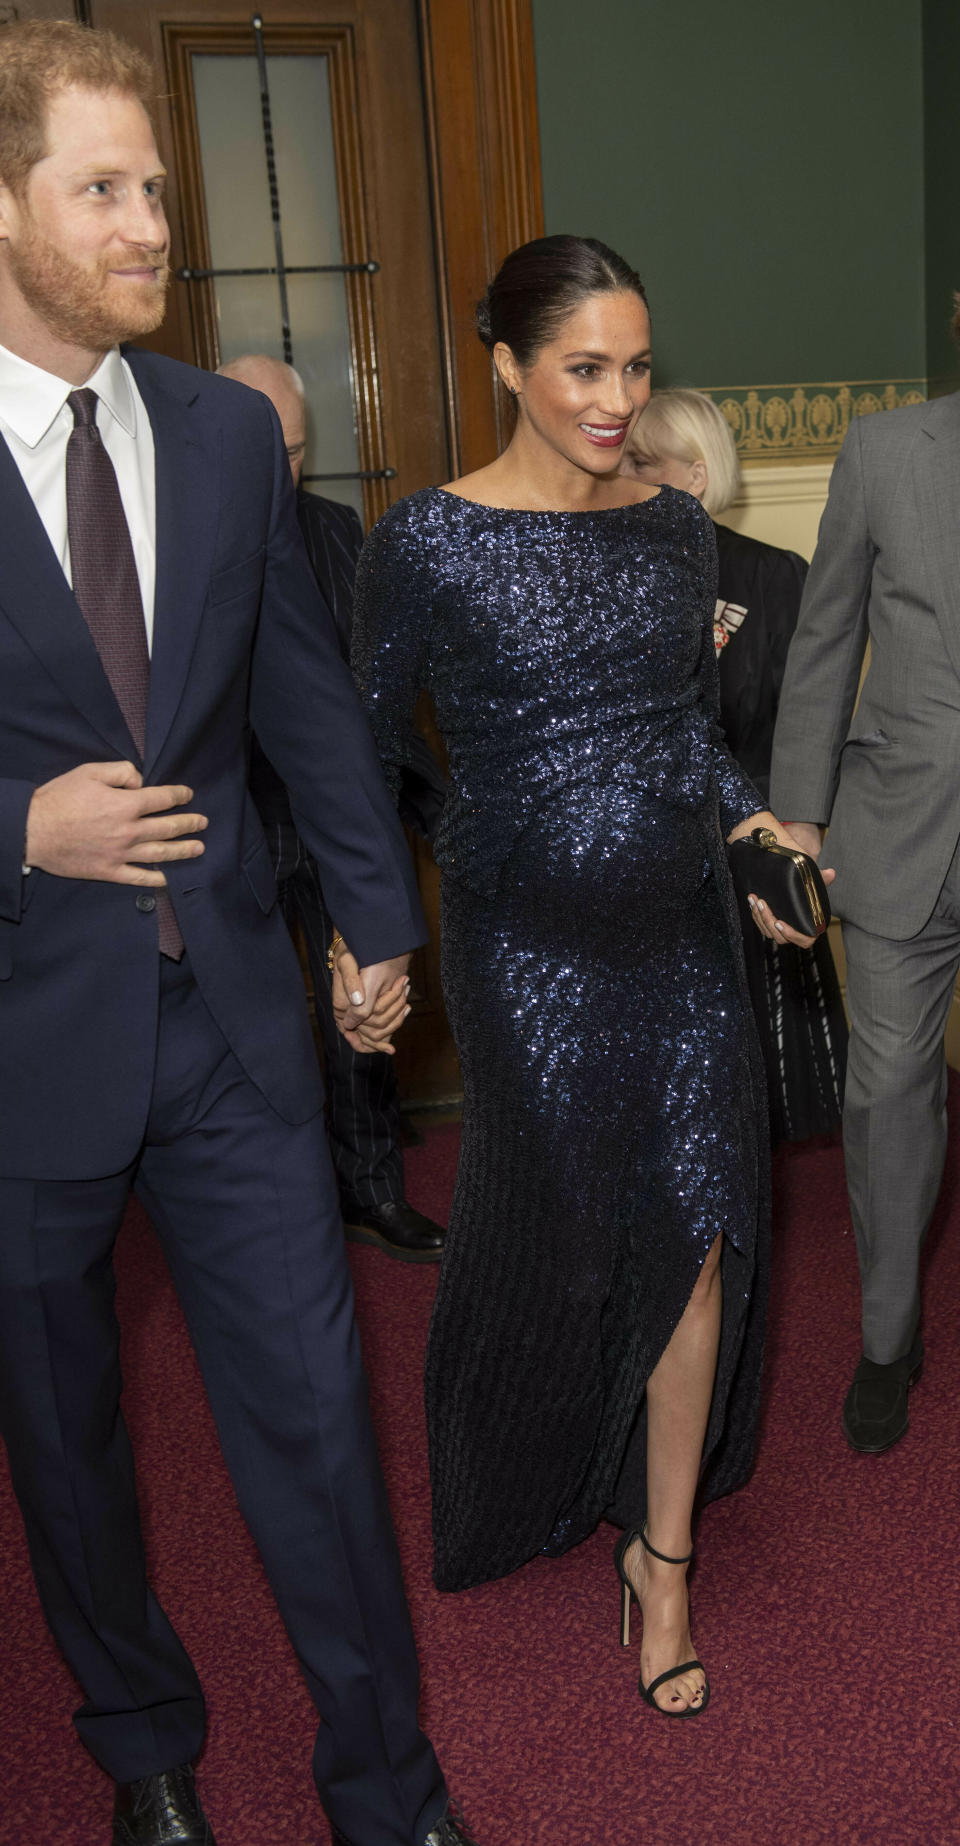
[28,0,543,481]
[420,0,544,475]
[162,17,399,525]
[24,0,543,1105]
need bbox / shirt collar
[0,341,137,447]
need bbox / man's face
[272,380,306,484]
[0,83,170,353]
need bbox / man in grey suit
[770,303,960,1454]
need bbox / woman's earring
[509,385,518,397]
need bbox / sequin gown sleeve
[354,486,770,1592]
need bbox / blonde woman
[624,389,847,1143]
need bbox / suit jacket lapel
[125,351,220,772]
[0,432,143,760]
[918,397,960,684]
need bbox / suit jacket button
[136,892,157,913]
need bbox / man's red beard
[7,215,169,349]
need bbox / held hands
[726,811,835,950]
[332,944,412,1054]
[25,761,208,885]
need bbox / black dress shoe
[341,1196,445,1263]
[842,1331,924,1453]
[113,1764,215,1844]
[331,1799,481,1844]
[423,1806,481,1846]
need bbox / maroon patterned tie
[66,388,183,958]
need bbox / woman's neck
[450,429,658,512]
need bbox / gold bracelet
[327,928,345,972]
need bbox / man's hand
[783,822,825,860]
[25,762,208,886]
[332,946,411,1054]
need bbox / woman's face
[497,289,652,475]
[621,448,707,501]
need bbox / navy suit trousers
[0,955,445,1846]
[264,815,405,1208]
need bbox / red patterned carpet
[3,1105,960,1845]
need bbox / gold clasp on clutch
[750,828,827,932]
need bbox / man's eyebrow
[68,164,168,180]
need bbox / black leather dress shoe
[341,1196,445,1263]
[112,1764,215,1844]
[331,1799,481,1844]
[422,1809,481,1846]
[842,1331,924,1453]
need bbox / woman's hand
[331,942,411,1053]
[726,810,836,950]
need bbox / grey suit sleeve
[768,420,875,824]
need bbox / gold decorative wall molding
[702,379,926,461]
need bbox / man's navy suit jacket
[249,487,365,829]
[0,348,426,1180]
[251,488,448,841]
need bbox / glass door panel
[191,51,364,518]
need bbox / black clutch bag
[727,828,829,938]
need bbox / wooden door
[10,0,543,1101]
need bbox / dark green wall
[923,0,960,395]
[532,0,926,391]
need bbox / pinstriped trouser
[263,817,404,1209]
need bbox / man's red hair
[0,19,155,197]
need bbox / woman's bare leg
[621,1233,723,1711]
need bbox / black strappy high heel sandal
[613,1526,711,1717]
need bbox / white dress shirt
[0,340,157,650]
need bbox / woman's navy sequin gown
[353,485,769,1592]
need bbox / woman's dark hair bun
[475,291,495,353]
[477,234,647,369]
